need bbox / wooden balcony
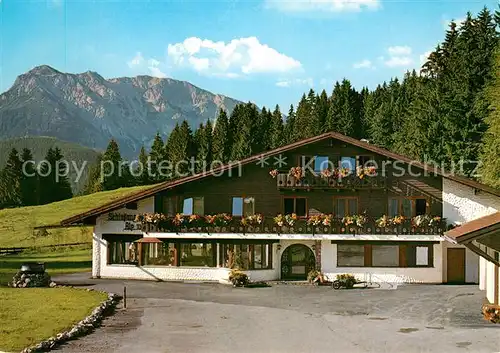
[143,217,446,236]
[276,173,387,190]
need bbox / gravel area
[52,273,500,353]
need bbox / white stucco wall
[321,242,444,284]
[484,248,499,305]
[441,241,478,283]
[479,256,487,291]
[443,179,500,225]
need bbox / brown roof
[60,132,500,226]
[445,212,500,243]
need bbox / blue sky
[0,0,497,109]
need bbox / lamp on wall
[277,244,282,251]
[311,244,316,251]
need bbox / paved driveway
[53,273,499,353]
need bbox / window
[336,242,434,268]
[404,244,433,267]
[314,156,329,172]
[141,242,177,266]
[357,155,374,168]
[179,242,215,267]
[340,157,356,171]
[163,197,177,217]
[372,245,399,267]
[232,197,255,217]
[182,197,204,215]
[108,241,139,265]
[388,197,427,218]
[283,197,307,217]
[337,244,365,267]
[335,197,358,218]
[220,242,273,270]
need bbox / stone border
[21,289,120,353]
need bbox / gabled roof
[60,131,500,226]
[445,212,500,244]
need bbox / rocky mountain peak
[0,65,243,157]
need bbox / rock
[49,281,57,288]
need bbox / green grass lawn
[0,287,107,352]
[0,247,92,286]
[0,184,155,248]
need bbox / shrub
[228,269,249,287]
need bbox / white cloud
[419,50,433,64]
[383,46,413,68]
[442,17,465,30]
[127,52,145,68]
[276,77,313,88]
[147,58,166,78]
[168,36,301,77]
[353,59,373,69]
[127,53,166,78]
[384,56,413,67]
[265,0,380,12]
[387,46,412,56]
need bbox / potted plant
[289,166,304,181]
[376,215,390,228]
[269,169,279,178]
[285,213,298,226]
[228,269,249,287]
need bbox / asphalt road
[52,273,500,353]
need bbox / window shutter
[154,194,163,213]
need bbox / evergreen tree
[284,105,297,144]
[480,49,500,187]
[294,93,312,140]
[20,148,38,206]
[150,132,166,182]
[136,146,151,185]
[167,121,194,177]
[195,120,213,172]
[101,139,124,191]
[212,108,230,163]
[83,154,104,194]
[0,149,22,207]
[231,103,258,160]
[269,105,284,149]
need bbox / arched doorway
[281,244,316,280]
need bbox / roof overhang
[56,132,500,227]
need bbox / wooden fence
[0,242,91,256]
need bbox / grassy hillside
[0,136,101,193]
[0,185,156,247]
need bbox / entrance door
[281,244,316,280]
[447,248,466,284]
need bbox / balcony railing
[142,217,446,236]
[276,173,387,190]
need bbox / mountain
[0,65,242,157]
[0,136,100,193]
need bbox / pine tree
[269,105,284,149]
[150,132,166,182]
[167,121,194,177]
[479,49,500,187]
[315,90,329,134]
[212,109,230,163]
[231,103,258,160]
[83,154,104,194]
[136,146,151,185]
[194,120,213,172]
[294,93,311,139]
[19,148,38,206]
[0,149,22,207]
[256,107,272,151]
[102,139,124,191]
[284,105,297,144]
